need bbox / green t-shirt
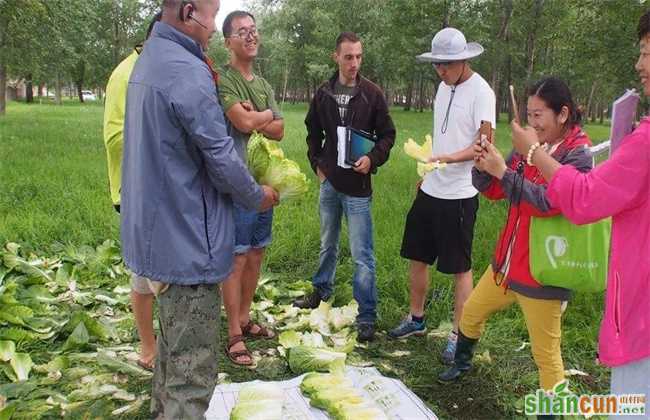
[218,64,282,159]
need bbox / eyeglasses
[433,61,454,68]
[229,28,258,39]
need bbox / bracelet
[526,142,541,166]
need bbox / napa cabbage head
[261,156,309,201]
[230,382,284,420]
[287,345,346,374]
[247,132,272,181]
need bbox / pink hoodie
[546,118,650,367]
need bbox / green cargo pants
[151,283,221,419]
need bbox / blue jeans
[312,180,377,324]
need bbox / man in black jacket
[294,32,396,342]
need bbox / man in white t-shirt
[389,28,495,365]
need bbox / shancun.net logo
[545,235,568,268]
[545,235,599,270]
[525,380,646,416]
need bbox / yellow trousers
[459,267,565,390]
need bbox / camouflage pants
[151,284,221,419]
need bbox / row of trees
[2,0,647,122]
[0,0,158,115]
[247,0,647,122]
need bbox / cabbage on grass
[328,301,358,330]
[230,382,284,420]
[278,330,302,349]
[287,345,346,374]
[0,341,15,362]
[9,353,33,382]
[280,329,356,354]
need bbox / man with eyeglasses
[217,10,284,366]
[295,32,396,343]
[121,0,278,417]
[389,28,495,366]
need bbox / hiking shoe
[388,315,426,339]
[357,323,375,342]
[441,331,458,365]
[293,291,324,309]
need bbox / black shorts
[400,191,479,274]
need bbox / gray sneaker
[441,331,458,364]
[388,315,426,339]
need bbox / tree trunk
[417,73,425,112]
[522,0,545,124]
[38,83,43,98]
[404,71,415,111]
[599,102,605,124]
[493,0,513,123]
[55,73,63,105]
[281,61,289,107]
[112,2,120,67]
[441,1,450,28]
[76,59,85,102]
[491,71,501,122]
[585,81,597,119]
[506,57,512,122]
[0,62,6,116]
[25,73,34,103]
[384,82,393,107]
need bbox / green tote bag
[529,216,611,293]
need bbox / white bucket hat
[417,27,484,63]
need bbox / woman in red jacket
[438,77,592,397]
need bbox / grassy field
[0,100,612,419]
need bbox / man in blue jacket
[121,0,278,417]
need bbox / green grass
[0,100,612,419]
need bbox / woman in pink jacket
[511,12,650,414]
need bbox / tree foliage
[249,0,646,119]
[1,0,646,118]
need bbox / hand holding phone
[479,120,493,149]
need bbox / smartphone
[509,85,520,123]
[479,120,493,148]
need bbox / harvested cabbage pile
[403,135,447,176]
[0,241,151,418]
[230,382,284,420]
[277,300,358,358]
[300,372,388,420]
[247,132,309,200]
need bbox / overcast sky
[216,0,245,32]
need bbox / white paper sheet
[205,366,438,420]
[336,126,352,169]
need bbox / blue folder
[345,127,377,166]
